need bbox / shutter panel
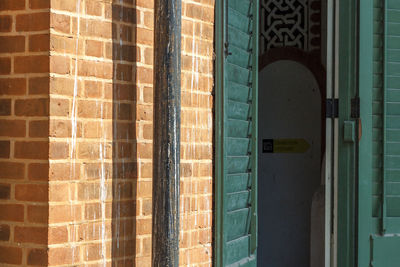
[359,0,400,265]
[215,0,258,266]
[382,0,400,233]
[370,0,400,235]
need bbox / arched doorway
[258,51,326,266]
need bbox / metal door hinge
[351,97,360,119]
[326,98,339,118]
[224,42,232,57]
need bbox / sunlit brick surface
[0,0,214,266]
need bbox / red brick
[14,56,49,73]
[49,142,69,159]
[50,98,69,116]
[50,55,70,74]
[30,0,50,9]
[48,247,80,266]
[27,248,48,266]
[14,141,49,159]
[29,120,48,137]
[49,163,80,181]
[112,5,136,23]
[0,184,10,199]
[137,28,153,45]
[15,98,49,116]
[0,141,10,158]
[83,80,102,98]
[0,15,12,32]
[0,99,11,116]
[51,0,77,12]
[0,224,10,241]
[137,0,153,8]
[137,67,153,84]
[0,120,26,137]
[15,184,48,202]
[0,246,22,265]
[27,205,48,223]
[85,39,103,57]
[29,77,49,95]
[0,0,25,11]
[48,226,68,244]
[77,100,112,119]
[14,226,47,244]
[78,18,112,39]
[77,60,113,79]
[116,63,133,81]
[49,204,81,223]
[0,78,26,95]
[29,34,50,52]
[111,43,136,62]
[0,57,11,74]
[85,1,102,16]
[0,36,25,53]
[16,12,50,32]
[0,162,24,179]
[28,163,49,181]
[50,13,70,33]
[0,204,24,222]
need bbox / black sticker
[262,139,274,153]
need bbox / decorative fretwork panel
[260,0,321,55]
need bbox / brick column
[0,0,214,266]
[0,0,50,266]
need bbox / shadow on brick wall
[112,0,138,265]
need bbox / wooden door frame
[336,0,360,266]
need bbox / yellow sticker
[263,139,310,153]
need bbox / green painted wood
[359,0,400,265]
[214,0,225,265]
[337,0,359,266]
[226,174,251,193]
[227,0,251,16]
[226,209,251,241]
[215,0,258,266]
[226,236,251,265]
[226,191,250,211]
[372,236,400,266]
[227,46,252,69]
[227,119,251,138]
[227,81,251,103]
[226,101,251,121]
[226,137,250,156]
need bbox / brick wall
[0,0,214,266]
[0,0,50,266]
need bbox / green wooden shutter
[215,0,258,266]
[359,0,400,265]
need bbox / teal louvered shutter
[215,0,258,266]
[359,0,400,265]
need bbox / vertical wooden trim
[214,0,224,266]
[382,0,388,234]
[358,0,373,265]
[249,0,259,256]
[337,0,358,266]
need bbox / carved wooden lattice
[260,0,321,55]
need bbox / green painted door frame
[214,0,360,266]
[336,0,359,266]
[358,0,373,266]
